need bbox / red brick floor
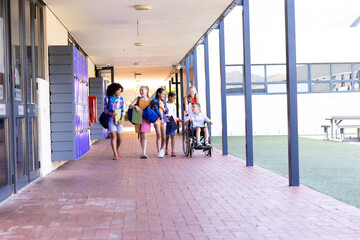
[1,132,360,240]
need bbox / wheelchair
[182,122,212,157]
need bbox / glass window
[311,82,330,92]
[355,81,360,91]
[266,65,286,83]
[333,81,352,92]
[353,63,360,80]
[332,64,351,80]
[311,64,330,81]
[226,66,243,83]
[35,4,44,78]
[267,84,286,94]
[297,64,308,82]
[29,118,37,172]
[11,0,24,102]
[226,84,243,94]
[252,84,265,93]
[297,83,309,93]
[0,0,6,100]
[25,0,34,103]
[251,65,265,82]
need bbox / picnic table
[322,116,360,142]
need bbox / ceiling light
[134,62,143,65]
[172,64,181,70]
[134,5,152,11]
[134,73,141,80]
[134,43,146,46]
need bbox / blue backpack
[143,102,158,123]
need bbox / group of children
[106,83,212,160]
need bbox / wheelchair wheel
[182,129,189,156]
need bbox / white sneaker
[158,152,163,158]
[160,148,164,156]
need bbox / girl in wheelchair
[188,103,213,148]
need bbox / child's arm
[152,99,163,120]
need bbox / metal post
[180,68,185,134]
[185,57,190,95]
[204,38,211,119]
[219,21,228,156]
[169,79,172,93]
[285,0,300,187]
[243,0,254,166]
[175,73,180,133]
[194,48,198,91]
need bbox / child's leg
[140,132,147,156]
[203,127,209,141]
[160,124,166,150]
[171,134,175,153]
[196,127,201,141]
[165,136,169,151]
[154,124,161,153]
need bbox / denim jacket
[151,98,168,121]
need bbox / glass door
[0,0,12,201]
[25,0,39,181]
[11,0,28,191]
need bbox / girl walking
[151,88,168,158]
[129,86,151,159]
[103,83,126,160]
[165,92,181,157]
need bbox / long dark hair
[106,83,123,96]
[155,87,165,100]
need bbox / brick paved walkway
[1,132,360,240]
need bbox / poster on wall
[0,18,4,74]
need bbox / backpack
[99,97,110,129]
[127,97,140,125]
[143,101,159,123]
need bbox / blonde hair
[187,85,199,103]
[141,86,150,98]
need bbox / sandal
[113,157,119,160]
[140,155,148,159]
[196,142,203,148]
[171,152,176,157]
[165,150,169,155]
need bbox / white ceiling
[43,0,235,87]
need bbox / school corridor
[0,132,359,240]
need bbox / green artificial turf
[212,136,360,208]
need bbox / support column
[185,57,190,95]
[180,68,185,133]
[169,79,172,93]
[175,73,180,133]
[285,0,300,186]
[243,0,254,166]
[194,48,198,91]
[219,21,228,156]
[204,38,211,119]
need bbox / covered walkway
[1,132,360,240]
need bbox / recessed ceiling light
[134,43,146,47]
[134,62,143,65]
[134,5,152,11]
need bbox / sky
[224,0,360,64]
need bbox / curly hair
[106,83,123,96]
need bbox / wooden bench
[337,125,360,141]
[321,125,330,140]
